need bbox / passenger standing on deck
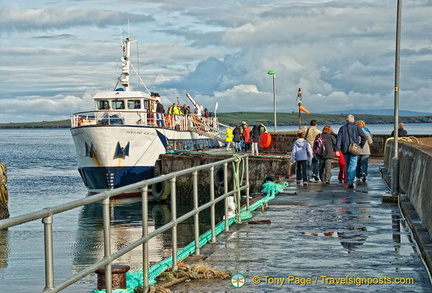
[336,114,367,188]
[316,125,336,184]
[291,132,313,186]
[155,100,165,127]
[251,125,260,156]
[301,120,321,181]
[356,120,373,182]
[225,126,233,151]
[233,124,242,152]
[242,124,251,152]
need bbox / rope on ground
[261,180,289,195]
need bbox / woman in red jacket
[242,124,251,152]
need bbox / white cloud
[1,0,432,123]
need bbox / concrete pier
[167,161,432,292]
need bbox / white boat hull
[71,124,219,193]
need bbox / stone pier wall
[384,138,432,237]
[159,153,292,205]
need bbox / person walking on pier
[301,120,321,181]
[356,120,373,182]
[225,126,233,151]
[291,132,313,186]
[233,124,242,152]
[334,150,347,183]
[251,125,260,156]
[336,115,367,188]
[242,124,251,152]
[316,125,336,184]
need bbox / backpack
[313,134,326,156]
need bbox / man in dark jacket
[391,123,408,137]
[336,114,367,188]
[233,124,242,152]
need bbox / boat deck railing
[0,155,250,293]
[70,111,227,141]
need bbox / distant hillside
[0,113,431,129]
[326,109,432,116]
[216,112,432,127]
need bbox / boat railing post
[170,177,178,271]
[210,166,216,243]
[141,185,149,292]
[42,211,54,291]
[102,197,112,293]
[193,170,200,255]
[224,162,229,232]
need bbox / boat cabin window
[97,100,109,110]
[128,100,141,109]
[112,100,125,110]
[144,100,149,110]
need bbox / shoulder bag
[346,125,362,155]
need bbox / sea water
[0,129,209,292]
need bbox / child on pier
[334,150,347,183]
[290,132,313,186]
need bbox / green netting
[90,159,288,293]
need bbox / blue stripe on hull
[79,166,154,191]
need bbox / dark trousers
[296,160,308,182]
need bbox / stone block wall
[384,139,432,238]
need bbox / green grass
[0,112,431,128]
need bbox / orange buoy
[259,132,272,148]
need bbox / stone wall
[159,153,292,204]
[384,138,432,237]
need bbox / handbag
[348,143,362,155]
[346,125,362,155]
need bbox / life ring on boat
[151,180,171,201]
[259,132,272,148]
[215,165,233,187]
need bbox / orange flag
[299,106,310,114]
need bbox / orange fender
[259,132,272,148]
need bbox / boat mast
[120,38,131,91]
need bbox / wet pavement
[169,161,432,292]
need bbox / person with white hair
[391,123,408,137]
[336,114,368,188]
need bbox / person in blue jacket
[336,114,367,189]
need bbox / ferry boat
[70,38,224,195]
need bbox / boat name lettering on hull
[126,130,155,136]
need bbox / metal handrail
[0,154,249,293]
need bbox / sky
[1,0,431,123]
